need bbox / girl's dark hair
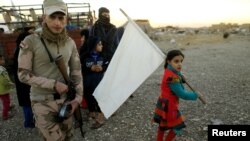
[87,36,101,52]
[164,50,184,68]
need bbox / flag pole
[119,8,131,20]
[119,8,165,57]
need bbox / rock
[210,119,224,125]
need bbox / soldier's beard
[41,24,68,45]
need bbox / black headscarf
[98,7,110,25]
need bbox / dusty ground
[0,33,249,141]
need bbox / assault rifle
[55,55,85,137]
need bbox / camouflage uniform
[18,32,83,140]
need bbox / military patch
[19,41,28,49]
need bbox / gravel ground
[0,34,249,141]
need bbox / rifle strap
[40,38,61,100]
[40,37,54,63]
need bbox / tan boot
[91,112,105,129]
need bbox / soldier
[18,0,83,140]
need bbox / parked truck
[0,3,94,68]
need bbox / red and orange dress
[153,65,198,133]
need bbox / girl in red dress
[153,50,198,141]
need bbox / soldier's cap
[43,0,67,16]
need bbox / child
[0,55,14,120]
[81,36,108,129]
[153,50,198,141]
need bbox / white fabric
[93,18,166,119]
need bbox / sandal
[88,112,96,119]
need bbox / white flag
[93,13,166,119]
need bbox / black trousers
[84,88,101,113]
